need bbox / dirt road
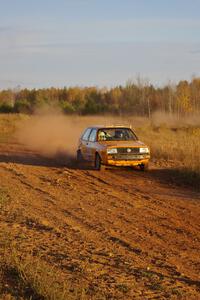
[0,141,200,299]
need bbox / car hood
[99,140,147,148]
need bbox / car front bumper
[105,153,150,167]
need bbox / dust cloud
[16,113,139,160]
[17,111,200,162]
[17,114,82,159]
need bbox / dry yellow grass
[0,248,89,300]
[140,126,200,169]
[136,122,200,188]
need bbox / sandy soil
[0,140,200,299]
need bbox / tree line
[0,78,200,116]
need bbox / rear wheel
[94,153,101,170]
[77,150,83,163]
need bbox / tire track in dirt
[2,162,200,258]
[2,170,199,298]
[0,143,200,299]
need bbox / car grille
[111,154,147,161]
[116,147,140,154]
[108,148,149,161]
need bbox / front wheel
[94,153,101,170]
[139,163,149,171]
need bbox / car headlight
[139,147,149,153]
[107,148,118,154]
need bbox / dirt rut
[0,142,200,299]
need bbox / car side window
[88,129,97,142]
[82,128,92,141]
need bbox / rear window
[82,128,92,141]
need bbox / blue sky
[1,0,200,89]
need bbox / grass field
[137,122,200,189]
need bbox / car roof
[88,125,132,129]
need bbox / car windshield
[97,128,138,141]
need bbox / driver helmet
[98,131,106,141]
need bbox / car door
[87,128,98,161]
[80,128,92,160]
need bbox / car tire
[140,163,149,171]
[77,150,83,163]
[94,153,101,170]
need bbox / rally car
[77,125,150,170]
